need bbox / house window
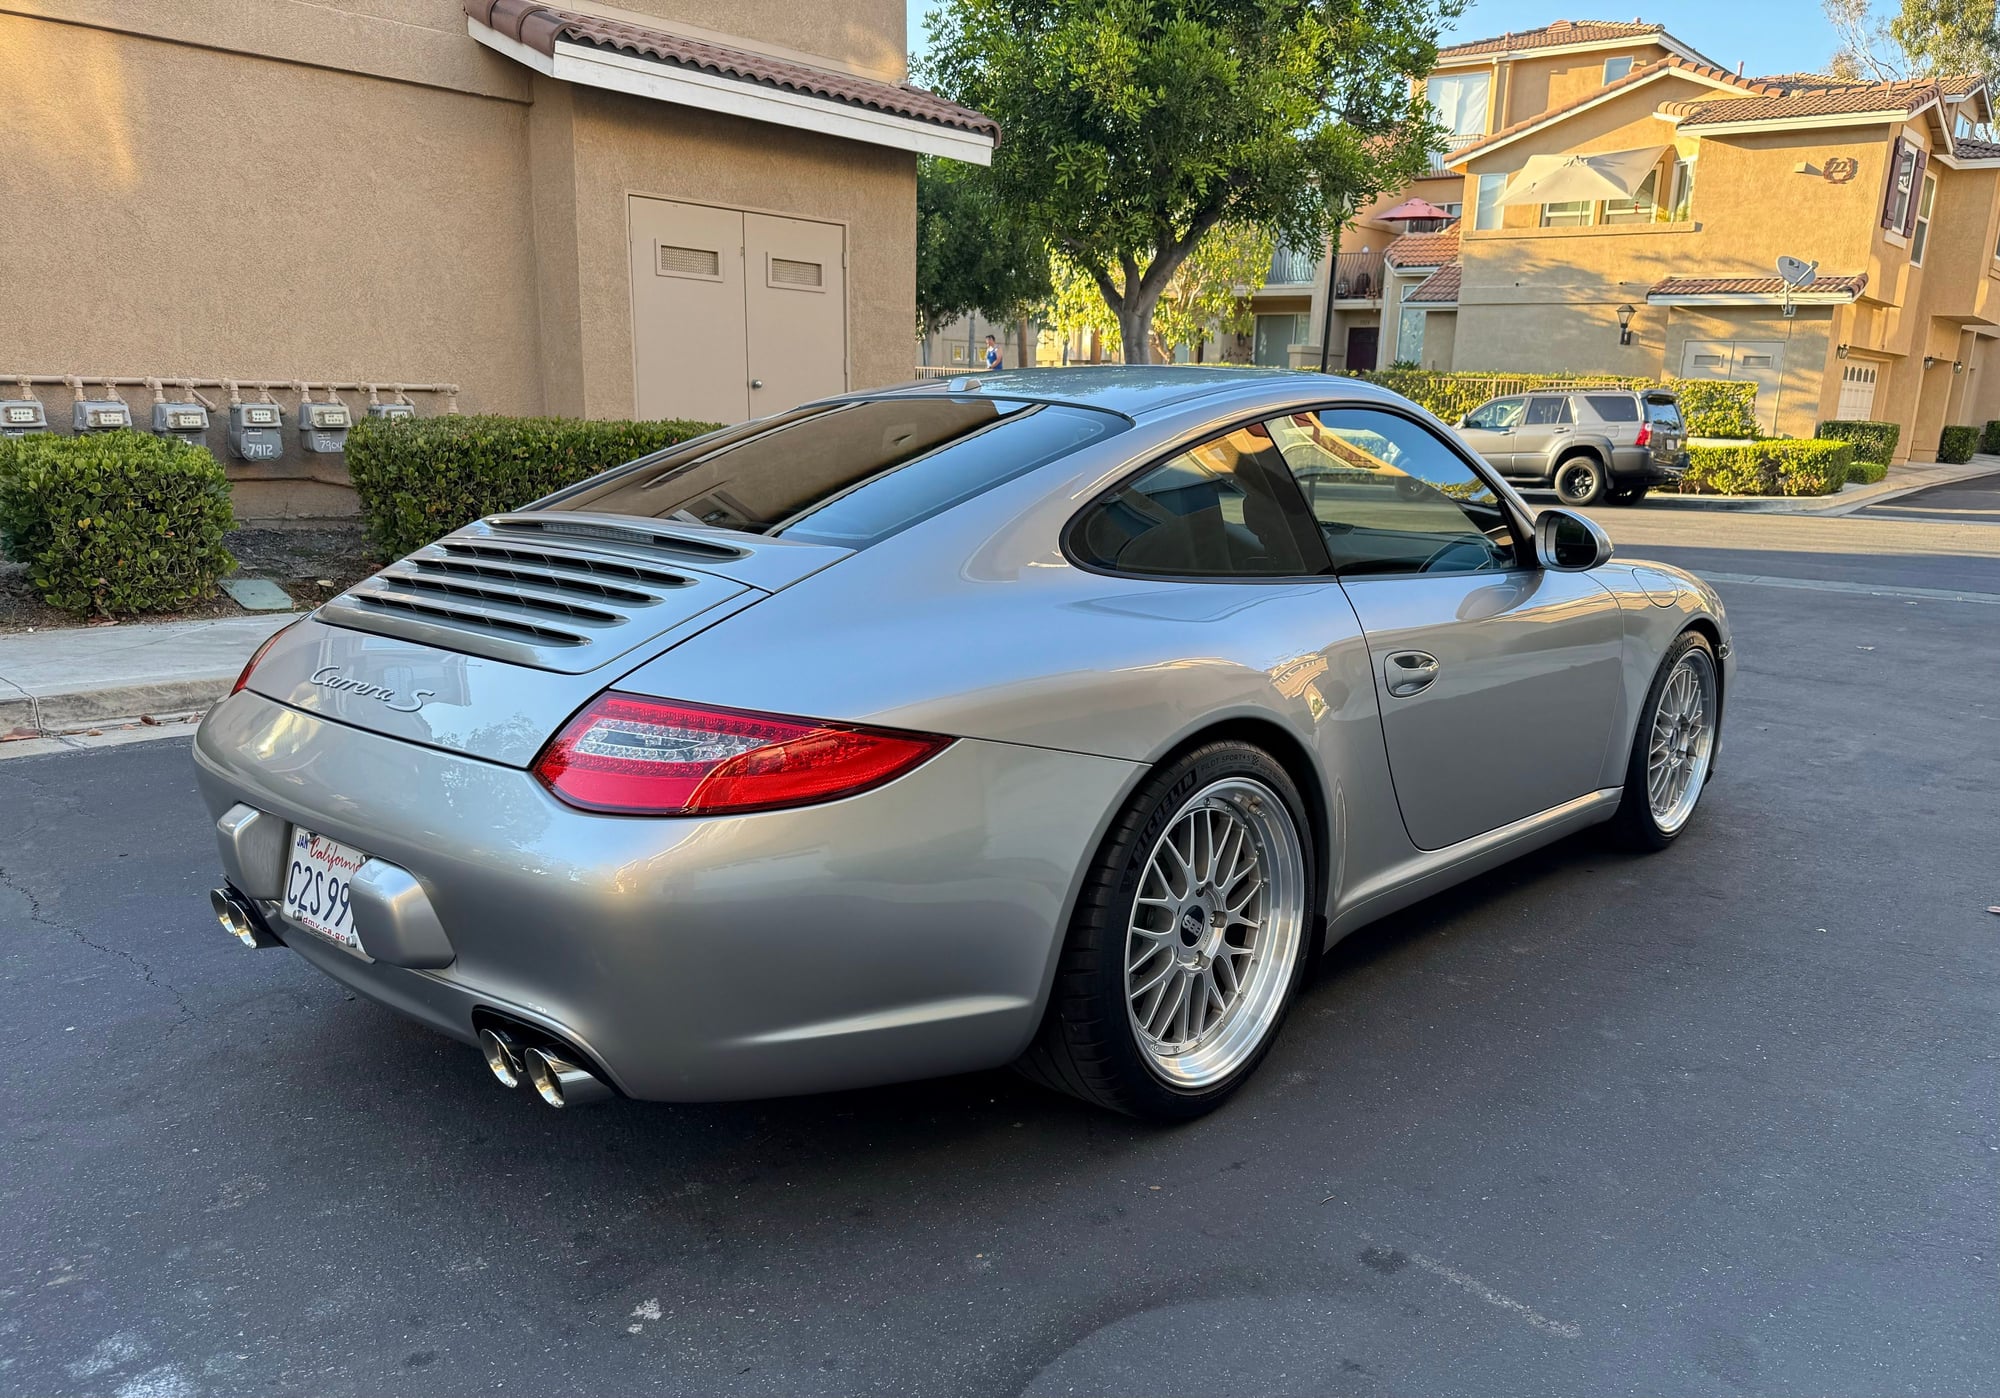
[1541,199,1594,228]
[1603,55,1635,83]
[1396,306,1426,364]
[1668,157,1696,221]
[1426,72,1490,137]
[1603,169,1659,224]
[1911,172,1937,264]
[1885,141,1918,229]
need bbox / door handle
[1384,651,1439,697]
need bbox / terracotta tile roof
[1384,226,1460,266]
[1449,56,1784,162]
[1438,19,1662,61]
[1648,273,1868,298]
[1663,77,1943,125]
[1939,72,1986,95]
[465,0,999,138]
[1955,135,2000,159]
[1404,263,1461,304]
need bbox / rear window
[540,397,1125,549]
[1585,394,1640,422]
[1643,395,1684,428]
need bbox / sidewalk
[1634,454,2000,516]
[0,611,298,739]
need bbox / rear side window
[1644,395,1684,429]
[1585,394,1640,422]
[1072,423,1318,577]
[1525,396,1573,425]
[541,397,1125,549]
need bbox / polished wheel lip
[1647,648,1717,834]
[1124,776,1306,1091]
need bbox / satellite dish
[1776,255,1819,288]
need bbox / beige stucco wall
[588,0,907,80]
[1489,41,1672,129]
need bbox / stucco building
[0,1,994,514]
[1299,19,2000,462]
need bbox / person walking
[982,334,1001,371]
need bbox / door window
[1072,423,1320,577]
[1264,408,1517,576]
[1462,396,1525,429]
[1524,396,1573,425]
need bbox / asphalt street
[3,478,1997,1396]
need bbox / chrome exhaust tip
[210,887,278,949]
[478,1027,525,1089]
[523,1045,612,1108]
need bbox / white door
[1680,339,1786,434]
[744,211,847,416]
[1836,362,1879,420]
[630,198,750,422]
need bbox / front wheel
[1610,631,1719,850]
[1554,455,1607,506]
[1018,741,1314,1119]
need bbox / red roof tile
[466,0,998,138]
[1648,273,1868,297]
[1955,135,2000,159]
[1404,263,1461,304]
[1385,226,1460,267]
[1438,19,1663,61]
[1663,78,1942,125]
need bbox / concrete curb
[0,612,299,739]
[1527,457,2000,517]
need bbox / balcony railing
[1331,250,1385,302]
[1266,243,1319,286]
[1427,133,1482,174]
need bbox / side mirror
[1535,508,1613,571]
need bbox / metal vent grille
[488,516,748,562]
[770,257,823,288]
[658,244,721,278]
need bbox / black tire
[1604,484,1650,506]
[1610,630,1719,851]
[1017,740,1316,1120]
[1554,454,1607,506]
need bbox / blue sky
[904,1,1840,82]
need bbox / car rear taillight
[231,619,302,696]
[532,694,952,816]
[1634,423,1652,448]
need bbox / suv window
[1264,408,1517,576]
[1643,395,1684,429]
[1463,396,1525,430]
[542,397,1125,549]
[1072,422,1318,577]
[1585,394,1640,422]
[1524,395,1574,426]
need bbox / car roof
[862,366,1414,420]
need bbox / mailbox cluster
[0,384,423,456]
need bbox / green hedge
[0,431,235,617]
[1816,419,1900,467]
[346,414,720,558]
[1846,458,1889,484]
[1678,439,1855,496]
[1939,425,1979,464]
[1347,369,1757,437]
[1984,420,2000,454]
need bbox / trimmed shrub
[1677,439,1855,497]
[0,431,235,617]
[1816,419,1899,467]
[1938,424,1979,464]
[346,414,720,559]
[1668,378,1757,438]
[1846,458,1889,484]
[1984,420,2000,455]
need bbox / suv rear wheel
[1554,454,1606,507]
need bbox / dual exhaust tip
[479,1026,612,1108]
[211,887,280,949]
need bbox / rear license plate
[283,828,367,951]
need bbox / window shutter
[1881,137,1905,228]
[1903,148,1929,236]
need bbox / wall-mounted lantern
[1836,343,1850,359]
[1615,303,1636,346]
[1954,359,1966,375]
[1924,356,1937,370]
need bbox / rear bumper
[192,691,1139,1101]
[1610,446,1688,484]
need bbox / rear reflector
[1634,423,1652,448]
[532,693,951,815]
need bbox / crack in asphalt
[0,859,197,1034]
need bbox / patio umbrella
[1499,147,1669,206]
[1378,196,1453,222]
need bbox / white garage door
[1836,362,1879,421]
[1680,340,1785,435]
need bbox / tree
[915,156,1053,343]
[1150,224,1275,362]
[1826,0,2000,80]
[1038,253,1123,360]
[921,0,1450,363]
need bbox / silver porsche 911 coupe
[195,368,1730,1120]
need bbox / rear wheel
[1018,741,1314,1119]
[1611,631,1719,850]
[1554,455,1607,506]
